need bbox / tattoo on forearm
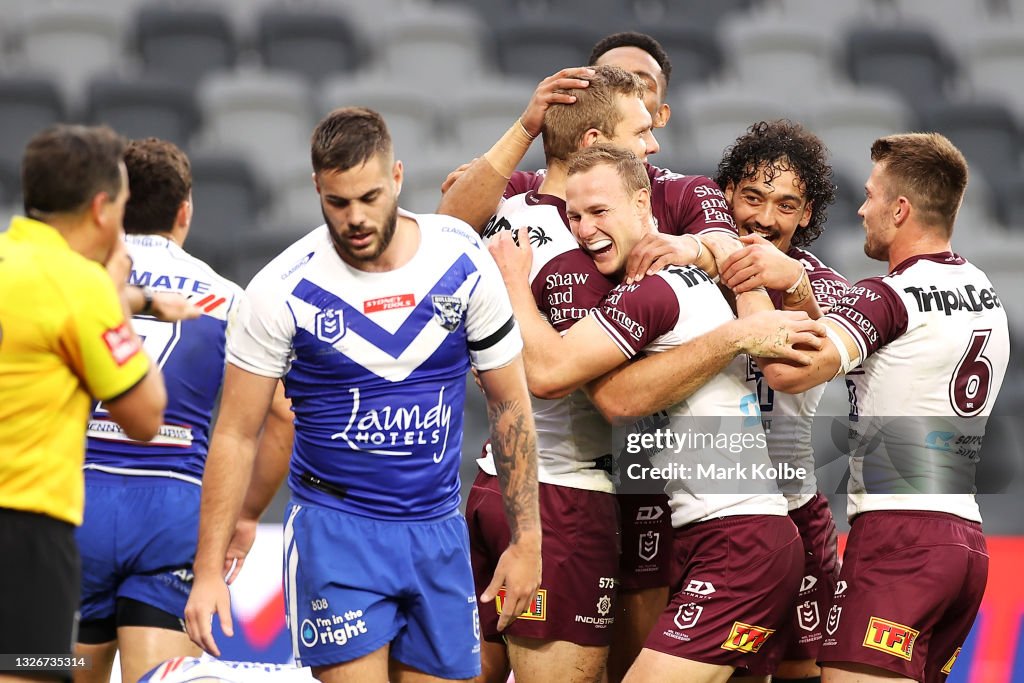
[488,400,540,542]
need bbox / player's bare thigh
[507,635,609,683]
[822,662,915,682]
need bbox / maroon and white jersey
[747,247,849,509]
[826,252,1009,523]
[593,264,788,526]
[508,163,737,238]
[478,191,617,492]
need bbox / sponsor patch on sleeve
[102,322,142,366]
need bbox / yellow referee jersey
[0,216,150,525]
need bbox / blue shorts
[77,471,199,624]
[284,501,481,678]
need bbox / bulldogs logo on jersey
[315,308,345,343]
[432,295,465,332]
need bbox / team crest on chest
[431,295,464,332]
[315,308,346,343]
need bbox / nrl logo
[638,530,660,561]
[315,308,345,343]
[431,295,464,332]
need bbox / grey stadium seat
[919,101,1022,186]
[257,7,363,85]
[187,151,265,273]
[492,20,599,81]
[844,25,957,113]
[0,75,65,166]
[135,5,237,86]
[86,77,200,149]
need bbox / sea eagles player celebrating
[713,121,849,683]
[492,144,805,682]
[440,65,736,683]
[762,133,1009,683]
[184,108,542,683]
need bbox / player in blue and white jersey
[75,138,245,683]
[184,108,542,683]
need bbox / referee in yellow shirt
[0,125,168,683]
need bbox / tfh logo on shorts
[721,622,775,654]
[638,530,660,561]
[315,308,345,343]
[431,295,464,332]
[797,600,820,632]
[673,603,703,630]
[495,588,546,621]
[862,616,919,661]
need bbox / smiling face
[725,162,811,253]
[566,163,650,278]
[315,152,402,267]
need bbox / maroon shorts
[466,470,620,646]
[617,493,673,591]
[645,514,803,675]
[784,492,841,661]
[818,510,988,682]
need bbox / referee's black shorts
[0,507,80,682]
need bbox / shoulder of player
[414,212,487,252]
[648,165,721,192]
[245,227,325,293]
[788,246,849,283]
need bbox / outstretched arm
[476,357,543,631]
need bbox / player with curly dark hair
[715,119,836,249]
[715,120,849,683]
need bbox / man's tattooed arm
[488,398,540,543]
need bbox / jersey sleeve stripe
[592,311,637,359]
[827,313,868,362]
[468,315,516,351]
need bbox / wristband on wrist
[139,286,155,315]
[685,233,704,263]
[785,269,807,294]
[518,117,537,141]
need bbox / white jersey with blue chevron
[85,234,243,484]
[228,210,522,521]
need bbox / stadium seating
[844,25,958,114]
[187,150,266,271]
[673,84,792,170]
[377,6,493,95]
[964,24,1024,121]
[86,76,200,148]
[256,6,364,85]
[492,19,599,81]
[919,100,1022,187]
[135,5,237,86]
[629,23,724,86]
[992,171,1024,228]
[197,69,314,182]
[10,5,126,107]
[0,76,66,166]
[807,86,912,183]
[720,15,836,98]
